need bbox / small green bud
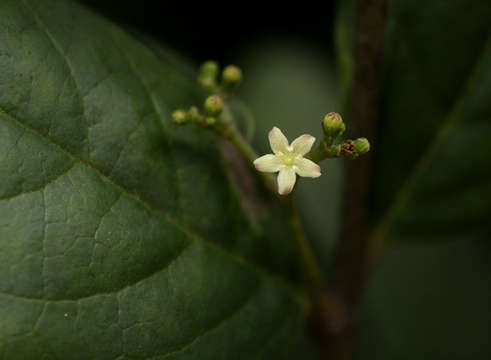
[187,106,201,122]
[198,77,216,93]
[172,110,187,124]
[222,65,242,91]
[205,117,216,126]
[198,61,219,92]
[323,112,345,136]
[353,137,370,155]
[329,144,341,157]
[204,95,223,116]
[322,112,345,138]
[200,60,219,79]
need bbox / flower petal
[268,127,289,154]
[253,154,282,173]
[294,158,321,178]
[291,134,316,156]
[277,167,296,195]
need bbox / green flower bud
[204,95,223,116]
[172,109,187,124]
[222,65,242,91]
[329,144,341,157]
[353,137,370,155]
[198,61,219,92]
[200,60,219,79]
[187,106,201,122]
[205,117,216,126]
[198,77,216,93]
[322,112,345,138]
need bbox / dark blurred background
[79,0,337,62]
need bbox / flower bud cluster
[172,95,223,127]
[306,112,371,162]
[198,61,243,95]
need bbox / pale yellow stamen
[283,157,294,166]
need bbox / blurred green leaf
[0,1,315,358]
[237,42,343,273]
[372,1,491,236]
[358,237,491,359]
[337,0,491,358]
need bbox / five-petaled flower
[254,127,321,195]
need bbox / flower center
[283,156,294,166]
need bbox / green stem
[283,195,323,288]
[216,123,276,192]
[306,141,341,163]
[307,145,328,163]
[221,125,257,164]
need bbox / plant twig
[216,123,276,193]
[335,0,388,313]
[312,0,389,359]
[283,195,323,288]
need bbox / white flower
[253,127,321,195]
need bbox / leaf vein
[21,0,89,158]
[0,162,75,202]
[0,241,192,303]
[157,281,262,360]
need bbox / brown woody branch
[309,0,389,359]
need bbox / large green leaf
[337,0,491,358]
[0,1,315,358]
